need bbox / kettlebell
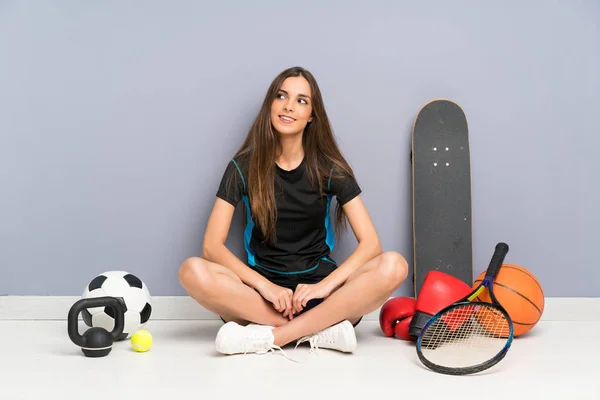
[67,296,125,357]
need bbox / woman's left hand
[292,282,333,315]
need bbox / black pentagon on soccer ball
[88,275,107,291]
[123,273,143,289]
[140,303,152,324]
[105,297,128,319]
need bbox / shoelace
[295,326,338,355]
[255,344,299,363]
[239,328,299,363]
[295,335,321,354]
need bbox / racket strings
[420,304,511,369]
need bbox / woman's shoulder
[217,152,250,200]
[218,151,251,184]
[230,151,250,173]
[232,150,251,163]
[325,161,356,182]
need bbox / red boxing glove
[379,296,417,341]
[408,271,472,340]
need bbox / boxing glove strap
[408,310,434,339]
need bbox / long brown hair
[233,66,356,244]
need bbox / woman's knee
[178,257,213,294]
[378,251,409,287]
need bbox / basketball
[473,264,544,337]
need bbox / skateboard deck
[411,99,473,297]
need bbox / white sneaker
[295,320,357,353]
[215,322,297,361]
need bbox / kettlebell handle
[67,296,125,346]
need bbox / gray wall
[1,1,598,297]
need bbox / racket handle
[485,242,509,280]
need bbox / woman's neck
[276,134,304,171]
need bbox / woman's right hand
[256,281,294,319]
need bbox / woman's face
[270,76,313,136]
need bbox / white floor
[1,319,599,400]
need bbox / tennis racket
[416,242,514,375]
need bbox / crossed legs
[178,251,408,347]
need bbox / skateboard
[411,99,473,297]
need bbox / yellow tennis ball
[131,330,152,352]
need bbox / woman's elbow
[201,238,221,262]
[371,237,383,257]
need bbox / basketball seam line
[474,265,544,294]
[493,281,543,315]
[512,320,537,326]
[501,265,544,294]
[473,270,543,315]
[473,295,537,325]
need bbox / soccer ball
[81,271,152,340]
